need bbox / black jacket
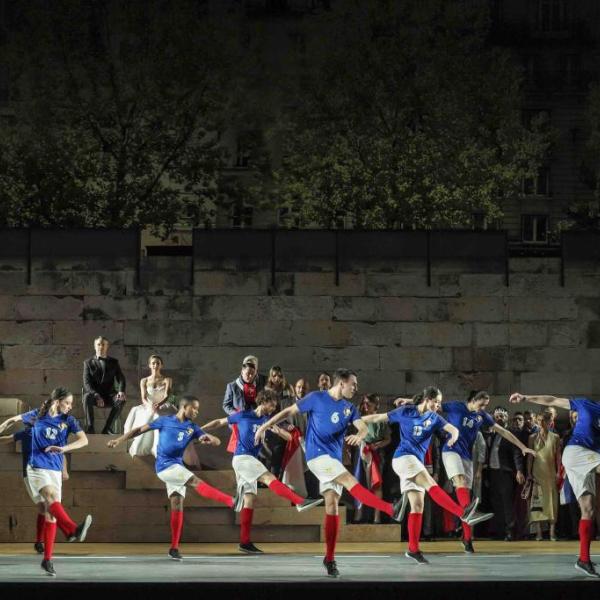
[484,429,523,474]
[83,356,126,397]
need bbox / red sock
[428,485,463,518]
[408,512,423,553]
[48,501,77,537]
[579,519,593,563]
[268,479,304,505]
[36,513,46,543]
[43,521,57,561]
[324,514,339,562]
[240,508,253,545]
[195,482,234,508]
[170,510,184,549]
[456,487,472,541]
[349,484,393,516]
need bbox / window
[235,136,251,168]
[522,167,551,196]
[522,215,549,243]
[0,64,9,105]
[560,54,581,88]
[536,0,569,33]
[230,203,253,229]
[277,207,300,228]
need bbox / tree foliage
[270,0,553,229]
[0,0,236,235]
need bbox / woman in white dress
[124,355,174,458]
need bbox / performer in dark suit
[82,336,127,434]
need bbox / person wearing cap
[223,356,266,416]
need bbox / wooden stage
[0,541,598,600]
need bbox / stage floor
[0,541,597,582]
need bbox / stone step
[235,506,346,526]
[322,523,402,543]
[125,467,237,490]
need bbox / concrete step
[322,523,402,542]
[235,506,346,526]
[125,467,237,491]
[0,398,28,418]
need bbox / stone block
[0,397,29,416]
[472,347,508,371]
[458,274,506,297]
[333,297,379,321]
[536,348,590,373]
[0,272,28,295]
[26,271,72,294]
[193,271,270,296]
[140,269,192,296]
[447,297,507,322]
[520,372,591,395]
[350,322,403,346]
[52,321,124,345]
[294,272,366,296]
[452,348,473,371]
[381,347,452,371]
[289,321,352,347]
[495,371,517,395]
[312,346,380,370]
[355,370,406,396]
[575,298,600,321]
[1,345,88,370]
[0,370,45,396]
[508,297,577,321]
[508,348,545,371]
[42,369,86,393]
[365,273,438,297]
[70,271,135,296]
[145,295,193,321]
[474,323,508,347]
[586,322,600,348]
[430,323,472,347]
[549,322,581,347]
[14,295,84,320]
[506,274,567,298]
[508,323,548,347]
[377,297,436,322]
[0,321,53,344]
[81,296,146,320]
[124,321,194,346]
[0,296,17,319]
[219,321,293,347]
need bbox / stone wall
[1,246,599,467]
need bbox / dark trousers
[489,469,515,538]
[83,392,125,434]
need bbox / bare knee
[323,491,339,515]
[258,472,275,486]
[170,494,184,511]
[452,474,467,489]
[579,494,594,519]
[408,491,425,514]
[243,493,256,509]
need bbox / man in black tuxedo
[83,336,127,434]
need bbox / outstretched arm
[509,393,570,411]
[492,423,536,457]
[254,405,299,445]
[346,418,369,446]
[201,417,229,432]
[45,431,89,454]
[196,433,221,446]
[361,413,390,424]
[443,423,459,448]
[0,434,15,445]
[0,414,23,435]
[107,424,153,448]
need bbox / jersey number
[413,425,423,437]
[462,417,474,429]
[177,432,185,442]
[45,427,58,440]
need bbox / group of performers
[1,368,599,579]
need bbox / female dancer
[27,387,93,576]
[201,389,322,554]
[510,392,600,577]
[363,387,493,564]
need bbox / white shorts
[392,456,427,493]
[23,476,38,504]
[562,445,600,500]
[26,466,62,504]
[232,454,268,496]
[307,454,347,497]
[442,452,473,488]
[156,463,194,498]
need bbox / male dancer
[254,369,406,578]
[510,392,600,577]
[202,389,322,554]
[108,395,237,560]
[440,391,534,552]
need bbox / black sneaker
[323,559,340,577]
[296,498,323,512]
[575,559,600,578]
[239,542,264,554]
[34,542,44,555]
[68,514,93,542]
[405,550,429,564]
[41,559,56,576]
[462,539,475,554]
[464,510,493,527]
[168,548,183,561]
[392,494,409,523]
[460,497,480,522]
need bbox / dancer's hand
[107,438,121,448]
[254,425,267,446]
[522,447,536,457]
[509,393,525,404]
[44,446,64,454]
[516,471,525,485]
[345,434,363,446]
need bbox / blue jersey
[389,406,447,462]
[567,398,600,452]
[148,415,205,473]
[14,429,32,478]
[21,409,39,427]
[298,390,360,462]
[441,401,495,459]
[227,410,268,458]
[30,412,82,472]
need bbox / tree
[269,0,552,229]
[0,0,238,235]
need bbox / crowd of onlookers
[81,337,598,540]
